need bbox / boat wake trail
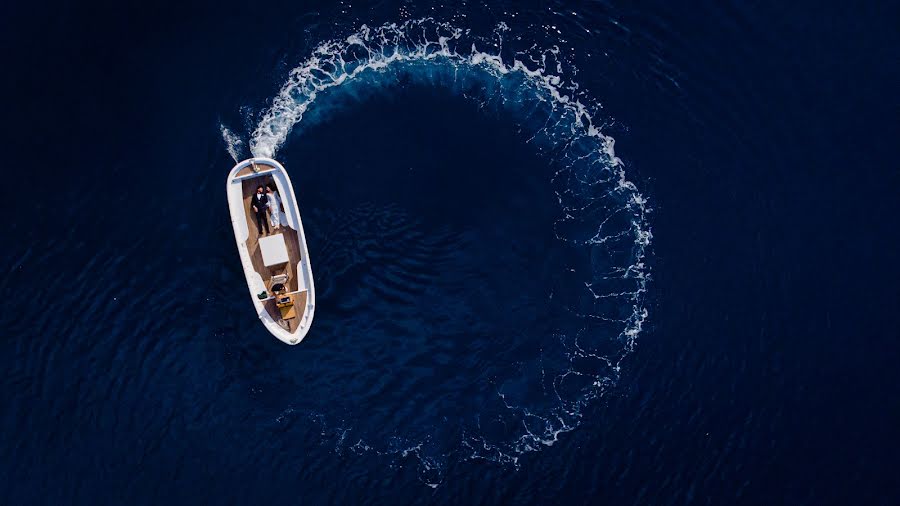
[230,18,651,486]
[220,124,245,163]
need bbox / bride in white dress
[266,183,284,230]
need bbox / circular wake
[228,18,650,485]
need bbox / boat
[226,157,315,344]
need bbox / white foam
[220,124,245,163]
[245,18,652,482]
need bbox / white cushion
[259,234,289,266]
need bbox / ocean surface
[1,0,897,504]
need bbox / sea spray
[220,124,245,163]
[233,18,651,485]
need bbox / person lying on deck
[251,185,270,235]
[266,183,283,231]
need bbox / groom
[251,185,270,235]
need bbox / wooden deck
[241,173,307,332]
[264,291,307,334]
[236,161,277,178]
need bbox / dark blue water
[2,0,898,504]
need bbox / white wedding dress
[268,190,284,228]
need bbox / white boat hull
[226,157,316,344]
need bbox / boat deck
[240,171,307,332]
[264,290,307,334]
[236,162,277,178]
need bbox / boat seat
[270,273,289,293]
